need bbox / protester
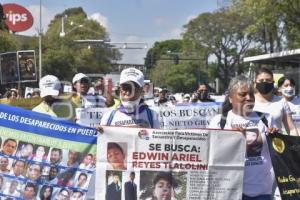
[154,88,173,107]
[152,172,177,200]
[196,83,214,102]
[6,88,19,100]
[32,88,41,98]
[32,75,75,121]
[71,73,114,108]
[111,85,121,109]
[209,75,278,200]
[278,76,300,114]
[100,68,159,128]
[182,94,190,103]
[253,68,299,136]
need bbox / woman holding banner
[209,75,278,200]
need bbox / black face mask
[198,91,209,101]
[256,82,274,94]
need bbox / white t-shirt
[286,97,300,133]
[100,104,159,128]
[254,95,291,131]
[209,110,274,197]
[286,97,300,115]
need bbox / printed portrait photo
[1,138,18,156]
[139,171,187,200]
[245,128,263,157]
[106,171,122,200]
[107,142,127,170]
[15,141,34,160]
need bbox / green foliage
[232,0,284,53]
[145,40,183,69]
[0,31,18,52]
[182,9,253,88]
[42,7,119,80]
[165,63,198,93]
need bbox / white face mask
[281,86,295,97]
[121,97,141,112]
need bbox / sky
[2,0,221,64]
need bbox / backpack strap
[145,107,154,128]
[220,113,228,130]
[255,111,269,128]
[107,109,117,126]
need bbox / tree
[0,31,18,53]
[183,9,254,88]
[145,40,183,69]
[43,7,120,79]
[232,0,284,53]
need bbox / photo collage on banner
[0,104,97,200]
[97,126,246,200]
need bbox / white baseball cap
[120,68,144,87]
[72,73,89,84]
[39,75,61,98]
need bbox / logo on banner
[272,137,285,154]
[138,129,149,140]
[3,3,33,32]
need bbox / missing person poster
[96,126,245,200]
[267,134,300,200]
[0,104,97,200]
[152,102,222,129]
[17,50,37,82]
[0,52,19,84]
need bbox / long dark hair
[39,185,53,200]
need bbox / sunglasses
[120,83,140,92]
[80,78,89,84]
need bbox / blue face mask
[281,86,295,97]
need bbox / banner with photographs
[0,52,19,84]
[96,126,245,200]
[0,104,97,200]
[267,134,300,200]
[152,102,222,129]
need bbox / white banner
[76,107,111,128]
[96,126,245,200]
[152,102,222,129]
